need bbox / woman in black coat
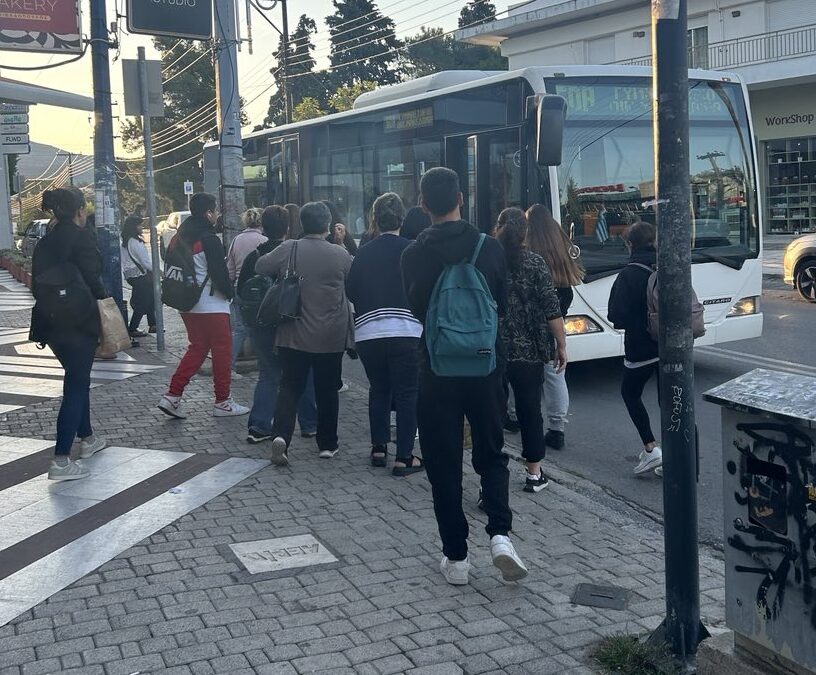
[31,188,108,481]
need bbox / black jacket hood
[415,219,481,264]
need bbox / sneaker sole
[524,481,550,493]
[493,554,529,581]
[319,449,339,459]
[634,458,662,475]
[213,409,250,417]
[270,438,289,466]
[48,471,90,481]
[158,403,185,419]
[247,434,273,444]
[440,563,469,585]
[79,443,107,459]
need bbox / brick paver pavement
[0,303,726,675]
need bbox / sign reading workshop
[0,0,82,53]
[127,0,212,40]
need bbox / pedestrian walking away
[526,204,585,451]
[607,220,663,477]
[120,215,156,338]
[158,192,249,419]
[227,207,267,369]
[346,192,424,476]
[30,188,109,481]
[255,201,354,466]
[401,167,528,586]
[494,207,567,494]
[236,206,317,444]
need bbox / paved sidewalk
[0,302,727,675]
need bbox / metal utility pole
[90,0,124,313]
[138,47,165,351]
[214,0,245,247]
[651,0,705,665]
[280,0,292,124]
[58,152,75,186]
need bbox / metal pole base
[648,618,711,671]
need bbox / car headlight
[564,315,603,335]
[727,296,758,317]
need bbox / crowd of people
[29,171,665,585]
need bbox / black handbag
[257,241,302,326]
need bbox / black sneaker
[301,430,317,438]
[544,429,565,450]
[247,429,273,444]
[129,329,148,338]
[503,417,521,434]
[524,472,550,493]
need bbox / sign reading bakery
[0,0,82,53]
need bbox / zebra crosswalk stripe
[0,437,267,627]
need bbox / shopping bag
[95,298,130,359]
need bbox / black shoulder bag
[257,241,302,327]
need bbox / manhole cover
[229,534,337,574]
[572,583,630,610]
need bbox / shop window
[688,27,708,69]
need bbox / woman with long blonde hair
[526,204,584,451]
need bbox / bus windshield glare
[546,76,760,278]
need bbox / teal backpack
[425,233,498,377]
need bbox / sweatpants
[417,366,511,561]
[543,361,569,432]
[169,312,232,402]
[621,361,660,445]
[50,331,98,456]
[506,361,546,463]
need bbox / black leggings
[621,361,659,446]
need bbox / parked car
[20,219,50,257]
[783,233,816,302]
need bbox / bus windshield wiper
[692,248,745,270]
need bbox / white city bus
[204,65,763,361]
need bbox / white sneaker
[319,448,339,459]
[79,435,106,459]
[440,555,470,585]
[634,447,663,475]
[48,459,90,481]
[655,466,663,477]
[213,398,250,417]
[270,437,289,466]
[490,535,529,581]
[338,382,350,393]
[158,394,186,419]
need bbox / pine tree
[404,25,506,78]
[459,0,496,28]
[326,0,402,88]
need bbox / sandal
[370,444,388,467]
[392,455,425,477]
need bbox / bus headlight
[564,315,603,335]
[727,296,758,317]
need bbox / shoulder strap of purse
[126,240,146,275]
[286,241,298,278]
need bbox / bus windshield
[546,76,760,278]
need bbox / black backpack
[32,261,96,329]
[238,273,273,328]
[161,234,209,312]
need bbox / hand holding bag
[258,241,302,326]
[96,298,130,359]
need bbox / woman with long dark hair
[121,215,156,338]
[31,188,108,480]
[526,205,584,450]
[494,207,567,494]
[322,200,358,256]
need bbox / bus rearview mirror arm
[535,95,568,167]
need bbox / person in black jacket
[607,221,662,477]
[401,167,528,586]
[347,192,424,476]
[31,188,108,481]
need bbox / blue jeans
[356,337,419,461]
[49,331,97,456]
[230,302,247,369]
[248,327,317,435]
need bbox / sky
[0,0,511,160]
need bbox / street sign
[2,134,28,146]
[1,114,28,125]
[0,124,28,135]
[184,181,194,195]
[122,58,164,117]
[0,104,28,114]
[127,0,213,40]
[2,145,30,155]
[0,0,82,53]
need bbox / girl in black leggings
[607,221,663,477]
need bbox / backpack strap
[470,233,486,265]
[627,262,654,273]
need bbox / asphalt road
[342,278,816,548]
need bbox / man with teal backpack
[401,167,528,586]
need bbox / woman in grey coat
[255,201,354,466]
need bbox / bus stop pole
[138,47,165,352]
[651,0,703,665]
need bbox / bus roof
[213,65,743,149]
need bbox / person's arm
[345,253,360,303]
[548,318,567,373]
[225,237,238,282]
[255,240,288,277]
[74,228,107,299]
[535,257,567,371]
[202,234,233,300]
[236,250,258,297]
[401,242,437,322]
[607,273,633,329]
[344,233,358,256]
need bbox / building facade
[457,0,816,233]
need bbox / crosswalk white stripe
[0,437,53,467]
[0,355,163,374]
[0,375,102,398]
[0,455,267,628]
[0,364,142,380]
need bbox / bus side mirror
[536,95,567,167]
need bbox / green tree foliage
[458,0,497,28]
[265,14,327,127]
[121,38,217,210]
[292,97,325,122]
[404,26,506,78]
[329,81,376,112]
[326,0,402,89]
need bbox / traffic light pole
[90,0,124,314]
[650,0,706,665]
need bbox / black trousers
[506,361,546,463]
[127,274,156,332]
[621,361,660,445]
[418,365,511,561]
[271,348,343,452]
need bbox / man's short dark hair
[189,192,217,219]
[261,205,290,240]
[420,167,460,217]
[625,220,657,251]
[300,201,332,235]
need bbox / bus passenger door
[444,135,479,229]
[268,134,300,205]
